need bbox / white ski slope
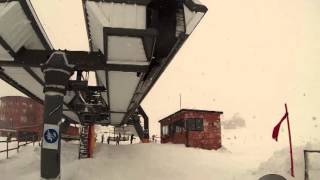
[0,129,319,180]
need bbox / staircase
[78,125,89,159]
[176,7,185,37]
[132,118,145,141]
[127,106,149,142]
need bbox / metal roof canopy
[0,0,208,127]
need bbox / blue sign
[44,129,59,144]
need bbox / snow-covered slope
[0,129,319,180]
[0,142,253,180]
[257,141,320,180]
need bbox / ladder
[78,125,89,159]
[176,8,185,37]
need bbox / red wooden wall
[159,109,222,150]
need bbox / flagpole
[285,103,295,177]
[179,93,182,110]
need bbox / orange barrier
[141,139,150,143]
[88,125,96,158]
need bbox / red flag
[272,112,288,141]
[272,104,295,177]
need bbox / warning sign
[42,124,59,150]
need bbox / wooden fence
[0,135,39,159]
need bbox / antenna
[179,93,182,110]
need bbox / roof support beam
[122,34,187,125]
[105,71,111,118]
[87,0,151,6]
[81,0,93,51]
[0,0,18,3]
[0,35,46,86]
[18,0,52,50]
[138,106,149,139]
[0,69,43,104]
[184,0,208,13]
[0,60,149,72]
[23,67,44,85]
[0,49,150,72]
[0,36,15,57]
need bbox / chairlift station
[0,0,207,179]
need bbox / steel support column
[41,52,74,180]
[138,106,149,140]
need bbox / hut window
[162,125,169,136]
[176,126,183,133]
[187,118,203,131]
[174,120,184,133]
[20,116,27,123]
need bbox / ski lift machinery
[0,0,207,179]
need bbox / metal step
[78,125,90,159]
[176,8,185,37]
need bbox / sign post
[41,52,74,180]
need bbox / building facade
[0,96,80,140]
[159,109,223,150]
[0,96,43,138]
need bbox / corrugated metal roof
[159,109,223,123]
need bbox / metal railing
[304,150,320,180]
[0,135,39,159]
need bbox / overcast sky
[1,0,319,145]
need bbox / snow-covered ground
[0,129,319,180]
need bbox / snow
[0,129,319,180]
[256,144,320,180]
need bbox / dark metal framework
[0,0,207,179]
[104,71,111,118]
[0,49,148,72]
[127,105,149,140]
[138,106,149,138]
[0,37,15,57]
[18,0,52,49]
[0,68,76,122]
[185,0,208,12]
[122,34,188,125]
[0,1,77,122]
[0,43,78,123]
[81,0,93,52]
[87,0,151,5]
[0,0,208,127]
